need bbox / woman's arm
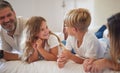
[88,58,120,73]
[108,60,120,71]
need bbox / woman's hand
[83,58,96,72]
[89,59,109,73]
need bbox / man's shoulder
[16,16,28,26]
[17,16,27,22]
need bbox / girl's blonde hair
[21,16,61,61]
[107,12,120,63]
[64,8,91,31]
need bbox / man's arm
[3,51,20,61]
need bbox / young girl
[83,12,120,73]
[20,16,61,63]
[57,8,105,68]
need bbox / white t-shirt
[21,34,60,61]
[66,31,105,59]
[44,34,60,51]
[0,16,27,53]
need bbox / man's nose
[4,17,10,22]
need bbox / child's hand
[62,49,72,59]
[57,50,72,68]
[36,38,42,46]
[83,58,96,72]
[57,54,67,68]
[32,39,42,50]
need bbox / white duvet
[0,59,120,73]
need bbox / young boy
[57,8,105,68]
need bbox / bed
[0,59,120,73]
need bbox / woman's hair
[107,12,120,62]
[21,16,61,61]
[64,8,91,31]
[0,0,14,11]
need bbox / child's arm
[36,39,58,61]
[37,46,58,61]
[27,49,39,63]
[61,50,84,64]
[57,49,84,68]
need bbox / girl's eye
[46,26,48,29]
[41,28,44,31]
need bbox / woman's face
[37,21,50,40]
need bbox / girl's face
[37,21,50,40]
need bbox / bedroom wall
[94,0,120,29]
[6,0,94,32]
[6,0,63,32]
[6,0,120,32]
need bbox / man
[0,0,27,60]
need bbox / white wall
[63,0,94,31]
[7,0,120,32]
[6,0,94,32]
[7,0,63,32]
[94,0,120,30]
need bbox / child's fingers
[36,38,42,45]
[57,58,67,68]
[58,61,65,68]
[88,58,96,64]
[58,56,67,62]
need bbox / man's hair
[0,0,14,11]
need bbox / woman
[83,12,120,73]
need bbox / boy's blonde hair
[64,8,91,31]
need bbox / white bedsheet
[0,59,120,73]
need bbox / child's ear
[72,27,78,32]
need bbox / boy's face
[0,7,16,32]
[67,27,75,36]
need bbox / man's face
[0,7,17,32]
